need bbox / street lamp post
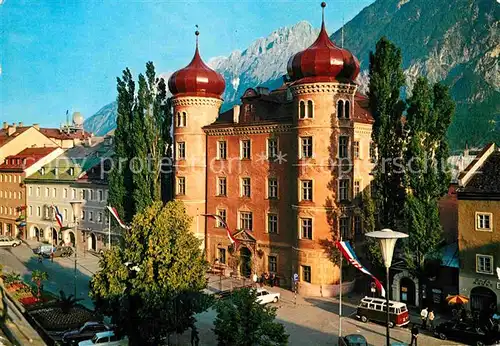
[365,228,408,346]
[70,200,84,298]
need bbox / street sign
[293,273,299,282]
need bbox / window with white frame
[90,189,94,201]
[476,213,492,231]
[218,141,227,160]
[216,209,227,227]
[69,167,74,176]
[89,211,94,222]
[53,188,57,198]
[268,178,278,199]
[63,188,68,199]
[354,180,361,197]
[337,100,344,118]
[267,138,278,159]
[37,187,40,197]
[300,137,313,158]
[268,213,278,234]
[217,177,227,196]
[98,212,103,223]
[82,210,86,220]
[37,206,41,217]
[339,179,349,201]
[45,187,49,197]
[29,186,33,196]
[177,177,186,195]
[64,209,68,221]
[176,112,187,127]
[307,100,314,118]
[177,142,186,160]
[240,211,253,231]
[29,206,32,216]
[241,140,251,159]
[339,136,349,159]
[476,255,493,274]
[40,168,45,175]
[72,189,76,199]
[99,190,103,201]
[354,141,360,159]
[268,255,277,272]
[301,218,312,239]
[241,178,251,197]
[301,180,313,201]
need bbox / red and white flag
[202,214,237,245]
[107,206,130,229]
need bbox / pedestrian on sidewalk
[38,253,43,263]
[420,307,428,329]
[191,325,199,346]
[252,273,258,287]
[410,324,419,346]
[428,309,435,331]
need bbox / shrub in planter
[19,296,40,307]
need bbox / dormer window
[40,167,45,175]
[54,168,58,176]
[69,167,74,176]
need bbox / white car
[0,236,21,247]
[78,331,128,346]
[255,288,280,304]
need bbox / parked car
[339,334,368,346]
[62,322,111,344]
[41,246,73,258]
[33,244,54,254]
[434,321,500,346]
[78,331,128,346]
[0,236,21,247]
[356,296,410,328]
[255,288,280,304]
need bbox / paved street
[0,244,465,345]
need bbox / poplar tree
[108,62,173,223]
[403,77,454,305]
[368,37,407,229]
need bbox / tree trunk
[37,280,41,298]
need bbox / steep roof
[0,147,59,171]
[0,127,31,146]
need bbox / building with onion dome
[168,2,375,296]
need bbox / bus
[356,296,410,328]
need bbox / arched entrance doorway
[400,277,416,305]
[88,233,97,251]
[239,247,252,278]
[68,231,76,247]
[30,226,41,241]
[51,228,58,245]
[471,286,497,313]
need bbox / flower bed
[3,277,57,310]
[29,305,100,331]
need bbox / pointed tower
[168,29,226,250]
[286,2,364,295]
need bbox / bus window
[361,302,368,308]
[401,306,407,312]
[376,305,382,311]
[369,304,375,309]
[389,307,395,314]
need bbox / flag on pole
[106,206,130,229]
[53,205,64,228]
[202,214,237,245]
[336,240,386,297]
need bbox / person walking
[420,307,428,329]
[410,324,419,346]
[191,325,199,346]
[428,309,435,331]
[252,273,258,287]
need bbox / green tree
[31,270,48,298]
[57,290,84,314]
[359,189,383,267]
[90,201,210,345]
[368,37,407,229]
[213,287,289,346]
[108,62,173,224]
[403,77,454,305]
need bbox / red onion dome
[168,31,225,99]
[287,2,360,83]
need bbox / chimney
[33,123,40,130]
[233,105,240,124]
[18,122,23,127]
[464,141,469,157]
[2,122,7,130]
[7,125,16,136]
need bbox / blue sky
[1,0,373,128]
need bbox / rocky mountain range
[84,0,499,150]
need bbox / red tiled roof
[39,128,91,140]
[0,127,31,146]
[0,147,58,171]
[353,100,374,124]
